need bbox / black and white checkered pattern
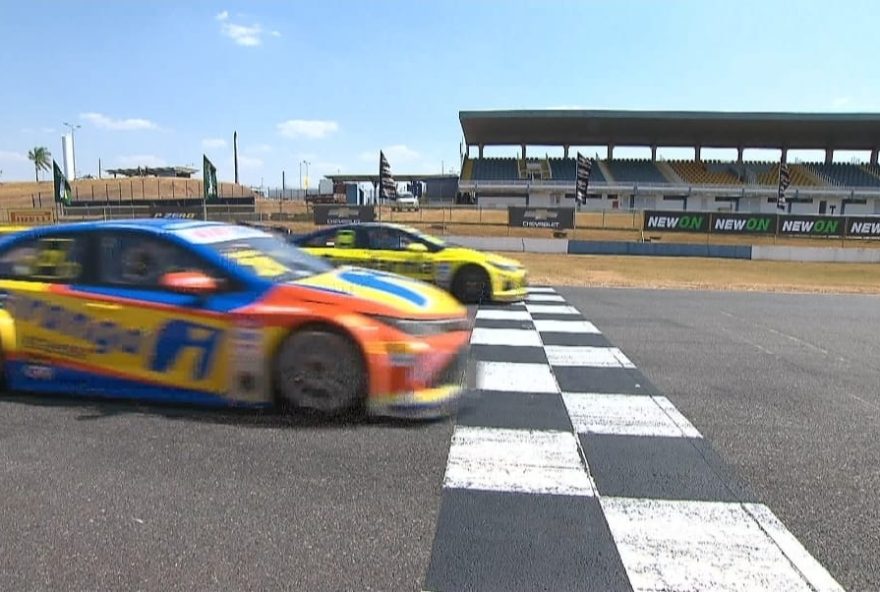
[423,287,844,592]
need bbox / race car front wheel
[452,265,491,304]
[274,328,366,417]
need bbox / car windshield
[211,235,333,282]
[399,225,446,248]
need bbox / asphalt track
[558,287,880,592]
[1,288,876,591]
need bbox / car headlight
[371,315,471,336]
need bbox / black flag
[777,162,791,211]
[203,155,218,202]
[53,160,72,206]
[575,152,592,204]
[379,151,397,200]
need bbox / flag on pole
[52,160,72,206]
[203,155,218,202]
[777,162,791,211]
[575,152,592,204]
[379,151,397,200]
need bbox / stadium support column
[695,145,702,162]
[564,145,570,158]
[871,148,879,166]
[737,147,744,164]
[781,148,788,164]
[650,145,657,161]
[825,148,833,165]
[607,144,614,160]
[521,144,527,159]
[478,145,484,158]
[234,131,239,184]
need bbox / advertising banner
[710,213,777,235]
[643,211,709,233]
[313,205,376,225]
[508,207,575,230]
[777,215,844,237]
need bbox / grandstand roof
[459,110,880,150]
[105,166,198,178]
[325,173,458,183]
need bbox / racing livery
[292,223,527,303]
[0,220,471,418]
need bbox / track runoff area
[422,287,844,592]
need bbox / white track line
[526,304,581,315]
[602,497,832,592]
[525,294,566,302]
[545,345,636,368]
[475,361,559,393]
[533,319,601,334]
[475,309,532,321]
[526,287,556,293]
[562,393,702,438]
[470,328,542,347]
[444,426,594,496]
[743,503,845,592]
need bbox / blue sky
[1,0,878,186]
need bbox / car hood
[439,247,523,269]
[288,266,465,318]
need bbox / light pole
[62,122,81,179]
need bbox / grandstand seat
[755,163,818,186]
[604,159,667,184]
[470,158,519,181]
[804,163,880,188]
[546,158,606,183]
[668,160,741,185]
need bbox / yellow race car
[292,223,527,303]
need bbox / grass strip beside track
[514,252,880,294]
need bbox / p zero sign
[313,205,376,225]
[643,211,709,233]
[508,207,575,230]
[149,205,202,219]
[710,213,776,235]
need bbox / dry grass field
[0,179,254,209]
[514,252,880,294]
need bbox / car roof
[8,218,232,238]
[299,222,410,236]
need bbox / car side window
[300,229,336,247]
[98,232,217,288]
[365,227,406,250]
[0,235,88,282]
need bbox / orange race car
[0,219,471,418]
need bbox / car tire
[273,328,366,417]
[452,265,491,304]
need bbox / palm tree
[27,146,51,182]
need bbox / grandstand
[457,110,880,215]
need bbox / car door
[361,226,433,281]
[75,230,240,400]
[0,232,96,391]
[300,227,372,269]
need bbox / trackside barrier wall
[751,246,880,263]
[567,240,752,259]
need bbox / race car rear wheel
[452,265,491,304]
[274,328,366,417]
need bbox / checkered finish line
[423,287,845,592]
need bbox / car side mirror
[406,242,428,253]
[160,271,219,295]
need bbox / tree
[27,146,51,182]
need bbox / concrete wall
[751,245,880,262]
